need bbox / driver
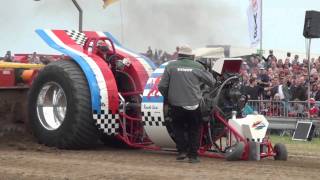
[96,40,110,61]
[158,45,216,163]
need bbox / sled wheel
[225,142,245,161]
[28,60,100,149]
[274,143,288,161]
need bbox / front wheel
[225,142,245,161]
[274,143,288,161]
[28,60,100,149]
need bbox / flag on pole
[102,0,120,9]
[247,0,262,47]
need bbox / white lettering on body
[177,68,193,72]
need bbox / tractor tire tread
[28,60,100,149]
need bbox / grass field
[271,135,320,144]
[270,135,320,154]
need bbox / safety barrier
[247,100,320,130]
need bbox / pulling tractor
[26,29,287,161]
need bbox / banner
[247,0,262,47]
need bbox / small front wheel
[274,143,288,161]
[225,142,245,161]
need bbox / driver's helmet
[97,40,109,52]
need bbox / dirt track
[0,133,320,180]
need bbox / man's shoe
[188,156,200,163]
[176,152,187,161]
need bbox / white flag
[247,0,262,47]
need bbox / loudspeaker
[303,11,320,38]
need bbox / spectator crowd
[143,46,179,66]
[240,50,320,118]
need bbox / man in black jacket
[242,78,261,100]
[291,76,307,101]
[158,45,216,163]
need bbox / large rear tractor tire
[28,60,100,149]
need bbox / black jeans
[171,105,202,158]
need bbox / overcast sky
[0,0,319,56]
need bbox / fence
[247,100,320,130]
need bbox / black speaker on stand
[303,11,320,38]
[293,11,320,141]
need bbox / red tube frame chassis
[113,90,277,160]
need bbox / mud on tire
[28,60,100,149]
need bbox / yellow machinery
[0,61,44,69]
